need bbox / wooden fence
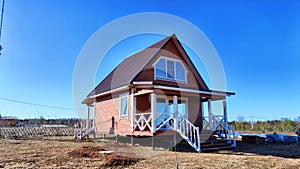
[0,126,74,139]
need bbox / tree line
[18,118,80,127]
[229,119,300,133]
[0,117,80,127]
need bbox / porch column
[201,98,204,130]
[151,93,156,133]
[131,88,135,133]
[223,100,228,138]
[87,107,90,128]
[173,95,178,130]
[93,99,96,138]
[208,99,212,130]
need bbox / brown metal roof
[87,35,171,97]
[85,34,216,101]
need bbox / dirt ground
[0,137,299,169]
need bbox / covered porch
[131,88,231,136]
[130,86,235,152]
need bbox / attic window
[154,57,187,82]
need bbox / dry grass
[0,137,299,169]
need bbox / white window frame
[119,94,129,119]
[153,56,188,83]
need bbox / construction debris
[241,133,299,144]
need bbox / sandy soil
[0,137,299,169]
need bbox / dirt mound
[101,154,140,167]
[68,145,141,167]
[68,145,104,158]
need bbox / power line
[0,96,76,111]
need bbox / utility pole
[0,0,5,55]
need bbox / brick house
[78,34,235,152]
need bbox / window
[155,59,166,78]
[176,62,185,81]
[154,57,187,82]
[167,60,174,79]
[119,95,128,118]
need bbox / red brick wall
[94,93,133,135]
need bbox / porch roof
[82,83,235,104]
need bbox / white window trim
[153,56,188,83]
[119,93,129,119]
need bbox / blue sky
[0,1,299,121]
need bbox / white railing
[74,119,94,139]
[154,112,174,131]
[228,125,236,147]
[133,112,175,132]
[132,112,233,152]
[203,114,225,131]
[177,114,201,152]
[132,112,201,152]
[132,112,153,132]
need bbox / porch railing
[228,125,236,147]
[74,119,94,139]
[154,112,174,131]
[132,112,153,132]
[133,112,201,152]
[177,114,201,152]
[203,114,225,131]
[132,112,175,132]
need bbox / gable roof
[86,34,209,98]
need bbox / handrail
[177,113,201,152]
[74,119,94,139]
[228,125,236,147]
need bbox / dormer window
[154,57,187,82]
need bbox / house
[0,116,18,127]
[77,34,236,152]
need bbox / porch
[131,90,236,152]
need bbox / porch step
[201,140,234,152]
[175,137,234,152]
[202,145,234,152]
[200,130,213,143]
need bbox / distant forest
[229,119,300,133]
[0,117,80,127]
[18,118,80,127]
